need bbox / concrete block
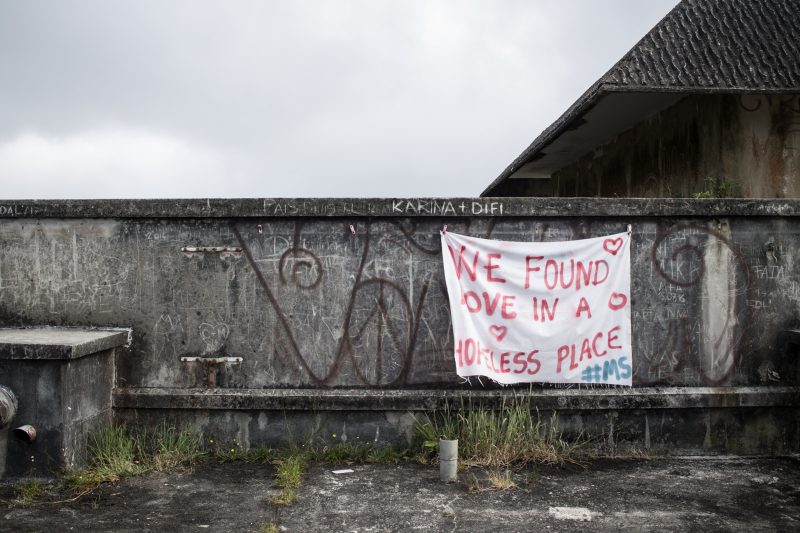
[0,328,127,478]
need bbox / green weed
[464,468,516,493]
[414,400,459,443]
[261,522,280,533]
[11,480,46,507]
[64,423,204,495]
[279,441,409,466]
[268,488,298,506]
[275,454,305,490]
[213,447,247,463]
[693,176,738,198]
[306,442,370,464]
[414,394,586,468]
[64,425,145,493]
[366,446,409,464]
[250,444,276,463]
[149,423,204,471]
[265,453,306,507]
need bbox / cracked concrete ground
[2,457,799,532]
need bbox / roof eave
[480,81,609,197]
[480,84,800,197]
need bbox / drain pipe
[13,425,36,443]
[0,385,17,429]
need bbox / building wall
[0,198,797,390]
[553,94,800,198]
[0,198,798,453]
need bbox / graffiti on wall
[0,216,795,389]
[645,222,752,385]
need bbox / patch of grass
[306,442,372,464]
[488,469,516,490]
[261,522,280,533]
[64,425,145,493]
[213,447,247,463]
[212,443,279,464]
[11,480,46,507]
[298,441,409,465]
[693,176,739,198]
[268,488,298,506]
[149,423,204,471]
[251,444,276,463]
[464,469,516,493]
[415,394,586,469]
[261,440,412,508]
[262,441,409,507]
[265,452,306,507]
[63,467,121,496]
[275,454,305,490]
[414,401,459,443]
[64,423,204,495]
[366,446,410,464]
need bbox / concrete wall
[0,198,798,454]
[547,94,800,198]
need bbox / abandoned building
[0,0,799,481]
[482,0,800,198]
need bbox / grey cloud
[0,0,679,198]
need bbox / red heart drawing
[608,292,628,310]
[603,237,623,255]
[488,325,507,342]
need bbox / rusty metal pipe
[13,425,36,443]
[0,385,17,428]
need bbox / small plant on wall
[693,176,739,198]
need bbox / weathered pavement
[2,457,799,532]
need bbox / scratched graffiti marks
[1,215,798,390]
[0,220,138,320]
[235,218,659,388]
[647,222,752,386]
[138,220,247,388]
[234,221,361,383]
[392,218,509,258]
[346,279,412,386]
[233,220,443,387]
[356,223,446,387]
[638,318,693,383]
[735,224,800,383]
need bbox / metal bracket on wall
[180,356,243,388]
[181,246,242,259]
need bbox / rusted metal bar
[180,357,243,364]
[181,246,242,256]
[180,356,243,388]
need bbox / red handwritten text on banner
[440,231,632,385]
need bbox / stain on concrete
[2,458,798,532]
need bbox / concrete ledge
[112,386,800,412]
[1,197,799,219]
[0,328,129,360]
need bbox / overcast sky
[0,0,679,199]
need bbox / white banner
[441,231,632,385]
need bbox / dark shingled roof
[483,0,800,196]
